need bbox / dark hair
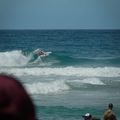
[108,103,113,109]
[0,74,37,120]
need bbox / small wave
[25,80,70,94]
[67,78,105,89]
[78,78,104,85]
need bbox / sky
[0,0,120,29]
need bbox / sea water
[0,30,120,120]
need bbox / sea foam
[0,50,29,66]
[25,80,70,94]
[80,78,104,85]
[24,78,104,94]
[1,66,120,77]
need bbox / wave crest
[1,67,120,77]
[0,50,29,66]
[0,50,52,67]
[24,78,105,94]
[25,80,70,94]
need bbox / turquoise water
[0,30,120,120]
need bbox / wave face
[0,50,120,67]
[0,30,120,67]
[0,50,52,67]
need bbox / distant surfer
[33,48,46,57]
[28,48,48,63]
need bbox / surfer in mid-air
[28,48,48,64]
[33,48,47,57]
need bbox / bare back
[103,109,117,120]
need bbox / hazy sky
[0,0,120,29]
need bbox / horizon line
[0,28,120,31]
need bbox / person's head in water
[82,113,92,120]
[0,74,37,120]
[108,103,113,110]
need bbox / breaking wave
[24,78,105,94]
[1,66,120,77]
[0,50,120,67]
[25,80,70,94]
[0,50,52,67]
[0,50,29,66]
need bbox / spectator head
[82,113,92,120]
[108,103,113,110]
[0,74,37,120]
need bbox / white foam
[80,78,105,85]
[24,78,104,94]
[67,78,105,89]
[0,50,29,66]
[1,66,120,77]
[25,80,70,94]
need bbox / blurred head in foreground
[0,74,37,120]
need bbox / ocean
[0,30,120,120]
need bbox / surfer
[33,48,46,56]
[28,48,47,63]
[103,103,117,120]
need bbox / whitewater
[0,50,120,95]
